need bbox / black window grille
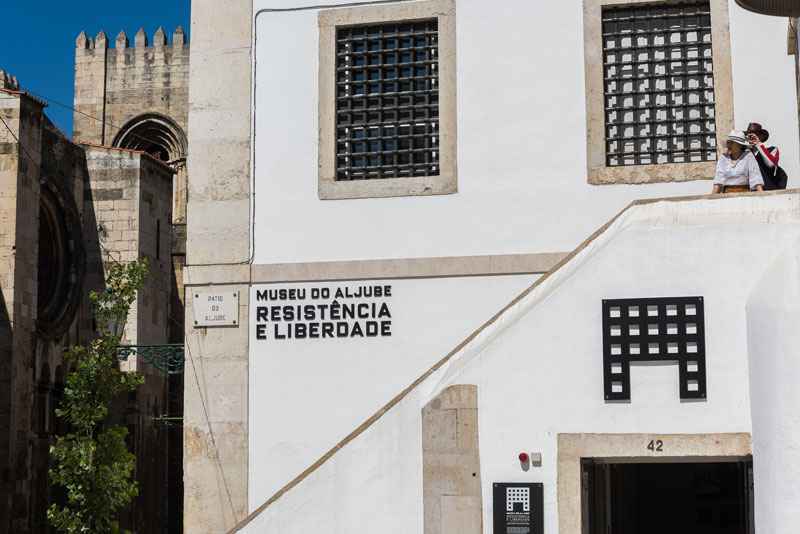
[602,297,707,401]
[602,2,717,166]
[335,20,439,180]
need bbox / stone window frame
[318,0,457,200]
[584,0,735,185]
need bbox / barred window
[602,1,717,167]
[335,20,439,180]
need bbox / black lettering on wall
[254,284,395,342]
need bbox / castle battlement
[73,24,189,146]
[0,69,20,91]
[72,23,189,224]
[75,26,186,50]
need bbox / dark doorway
[582,460,754,534]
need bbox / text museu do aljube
[254,285,393,340]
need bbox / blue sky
[0,0,190,136]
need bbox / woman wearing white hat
[712,130,764,194]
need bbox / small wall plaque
[193,291,239,327]
[493,482,543,534]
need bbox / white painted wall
[252,0,799,265]
[248,274,535,507]
[730,5,799,175]
[246,0,800,526]
[244,385,431,533]
[242,193,800,532]
[451,196,800,531]
[746,241,800,532]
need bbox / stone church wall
[73,26,188,532]
[0,86,43,534]
[0,83,95,532]
[1,75,180,531]
[2,19,188,534]
[82,145,175,532]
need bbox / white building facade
[183,1,800,532]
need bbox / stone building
[82,144,178,532]
[1,73,91,533]
[181,0,800,533]
[74,26,190,343]
[72,27,190,532]
[0,24,188,534]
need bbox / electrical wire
[21,86,182,156]
[93,242,240,521]
[2,86,181,177]
[184,339,239,521]
[0,114,39,167]
[97,240,238,521]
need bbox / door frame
[557,433,752,534]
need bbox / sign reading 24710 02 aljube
[252,283,393,341]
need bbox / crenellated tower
[74,27,189,224]
[74,27,189,346]
[0,69,20,90]
[72,29,189,533]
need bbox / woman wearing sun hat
[712,130,764,194]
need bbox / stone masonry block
[422,409,457,452]
[423,385,483,534]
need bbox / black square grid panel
[335,19,439,180]
[602,297,706,401]
[602,1,717,166]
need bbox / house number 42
[647,440,664,452]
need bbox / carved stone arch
[37,178,86,340]
[112,113,187,163]
[112,113,188,223]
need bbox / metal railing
[117,344,185,375]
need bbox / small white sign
[193,290,239,327]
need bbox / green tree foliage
[48,259,149,534]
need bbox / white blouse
[713,151,763,190]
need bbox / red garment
[753,143,780,169]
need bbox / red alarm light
[518,452,530,464]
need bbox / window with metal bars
[602,1,717,167]
[335,20,439,180]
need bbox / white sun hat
[726,130,749,146]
